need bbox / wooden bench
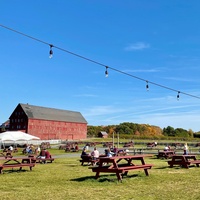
[79,155,99,166]
[29,156,54,164]
[187,160,200,167]
[92,164,153,175]
[35,157,54,163]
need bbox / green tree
[174,128,189,137]
[163,126,175,136]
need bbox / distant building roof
[14,103,87,124]
[99,131,108,135]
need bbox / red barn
[9,103,88,140]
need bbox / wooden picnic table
[91,155,153,181]
[168,155,200,168]
[28,155,55,164]
[0,157,35,174]
[0,152,13,158]
[156,150,175,159]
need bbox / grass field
[0,147,200,200]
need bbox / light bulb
[105,66,108,77]
[49,45,53,58]
[177,91,180,100]
[146,81,149,91]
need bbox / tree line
[87,122,200,139]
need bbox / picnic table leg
[116,172,122,182]
[169,164,173,168]
[95,172,100,179]
[183,164,189,168]
[182,157,189,168]
[144,169,149,176]
[123,171,128,176]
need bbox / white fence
[0,140,62,149]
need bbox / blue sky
[1,1,200,132]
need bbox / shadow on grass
[2,169,30,174]
[155,166,170,169]
[64,164,78,167]
[70,174,139,182]
[156,165,198,169]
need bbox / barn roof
[99,131,108,135]
[17,103,87,124]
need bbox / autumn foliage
[87,122,197,139]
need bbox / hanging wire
[1,24,200,100]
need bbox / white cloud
[83,99,200,132]
[124,42,150,51]
[163,76,200,83]
[73,94,97,97]
[83,105,125,117]
[123,68,160,73]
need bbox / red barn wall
[27,119,87,140]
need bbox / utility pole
[112,131,115,148]
[117,132,119,148]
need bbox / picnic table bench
[80,155,95,165]
[156,150,175,159]
[0,157,35,174]
[168,155,200,168]
[80,155,106,166]
[28,155,54,163]
[90,155,153,182]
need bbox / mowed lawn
[0,153,200,200]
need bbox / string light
[49,44,53,58]
[1,24,200,100]
[177,91,180,100]
[105,66,108,77]
[146,81,149,91]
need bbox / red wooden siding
[27,119,87,140]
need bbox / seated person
[113,146,117,155]
[45,149,51,159]
[25,146,33,154]
[35,146,41,155]
[37,149,51,164]
[75,145,79,152]
[164,146,169,151]
[8,145,14,152]
[38,149,46,159]
[81,148,89,158]
[105,149,113,157]
[91,147,99,160]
